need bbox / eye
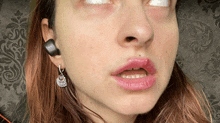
[149,0,169,7]
[85,0,111,4]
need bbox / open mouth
[116,67,148,79]
[111,58,156,91]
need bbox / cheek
[56,20,114,94]
[151,15,179,68]
[150,18,179,91]
[55,2,120,96]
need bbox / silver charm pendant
[56,65,67,87]
[56,75,67,87]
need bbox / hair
[25,0,212,122]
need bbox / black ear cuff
[43,39,60,56]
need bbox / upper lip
[111,58,156,76]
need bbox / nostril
[125,36,136,42]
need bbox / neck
[76,90,138,123]
[86,108,137,123]
[80,98,137,123]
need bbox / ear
[41,18,65,69]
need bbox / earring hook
[59,65,64,76]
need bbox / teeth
[131,75,135,78]
[120,74,147,79]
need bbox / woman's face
[54,0,178,121]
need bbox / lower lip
[112,75,156,91]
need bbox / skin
[41,0,179,122]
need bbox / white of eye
[85,0,110,4]
[149,0,169,7]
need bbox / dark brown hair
[25,0,212,122]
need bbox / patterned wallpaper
[176,0,220,122]
[0,0,219,122]
[0,0,29,122]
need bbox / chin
[117,107,154,116]
[114,97,158,116]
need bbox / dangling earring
[56,65,67,87]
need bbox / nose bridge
[117,4,154,48]
[127,6,153,36]
[127,5,147,22]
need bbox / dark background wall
[0,0,219,122]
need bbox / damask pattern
[202,46,220,121]
[0,9,27,117]
[0,0,219,122]
[178,19,213,54]
[0,0,3,25]
[202,46,220,80]
[0,0,2,11]
[0,0,29,121]
[198,0,220,28]
[177,0,220,122]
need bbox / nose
[117,5,154,48]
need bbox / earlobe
[41,18,65,69]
